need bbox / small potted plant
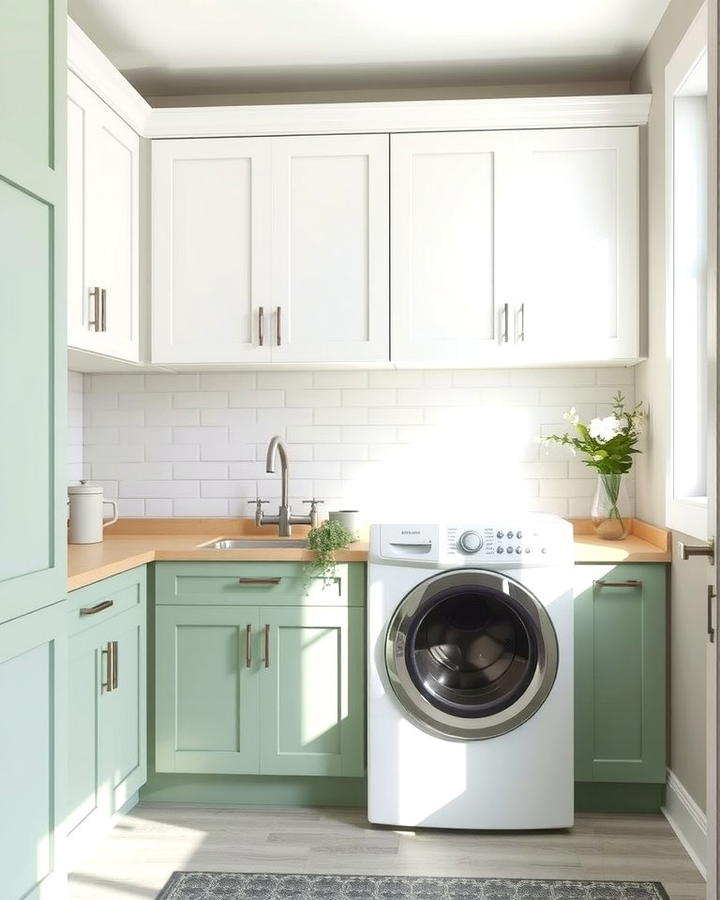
[307,519,356,579]
[541,392,646,540]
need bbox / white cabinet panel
[391,128,639,367]
[152,138,272,364]
[514,128,639,363]
[271,135,389,363]
[67,72,139,362]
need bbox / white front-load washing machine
[367,515,574,830]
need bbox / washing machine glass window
[385,569,559,740]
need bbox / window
[665,3,709,539]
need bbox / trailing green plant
[306,519,355,579]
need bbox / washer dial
[458,530,483,554]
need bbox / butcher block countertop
[67,517,671,592]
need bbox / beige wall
[631,0,708,811]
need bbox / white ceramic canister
[68,481,118,544]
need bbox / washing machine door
[385,568,559,740]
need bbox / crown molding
[67,17,151,134]
[144,94,652,139]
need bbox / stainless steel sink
[201,538,309,550]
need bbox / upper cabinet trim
[67,17,151,135]
[144,94,652,139]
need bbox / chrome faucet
[249,435,323,537]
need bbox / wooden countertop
[67,517,670,592]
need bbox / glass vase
[591,473,630,540]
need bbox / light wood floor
[68,805,706,900]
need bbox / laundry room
[0,0,716,898]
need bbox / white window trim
[664,1,710,540]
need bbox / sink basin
[201,538,309,550]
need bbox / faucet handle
[302,499,324,528]
[248,498,269,507]
[248,498,269,525]
[302,499,325,508]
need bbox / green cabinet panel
[0,0,66,626]
[155,560,362,607]
[0,601,66,900]
[154,562,366,780]
[155,605,260,774]
[66,568,147,861]
[259,606,365,777]
[574,563,667,784]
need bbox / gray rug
[156,873,671,900]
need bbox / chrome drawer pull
[263,624,270,668]
[111,640,118,690]
[80,599,114,616]
[245,624,252,667]
[237,577,282,585]
[593,579,643,589]
[101,642,112,693]
[258,306,265,346]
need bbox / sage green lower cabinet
[574,563,667,811]
[154,562,365,779]
[0,601,66,900]
[66,567,147,860]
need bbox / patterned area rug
[156,873,671,900]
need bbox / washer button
[458,530,483,553]
[507,530,514,539]
[496,547,504,554]
[496,530,504,539]
[524,547,531,554]
[516,530,523,539]
[515,546,522,554]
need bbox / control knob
[458,530,483,554]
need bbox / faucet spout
[265,435,289,512]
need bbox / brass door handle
[80,599,114,616]
[593,579,643,589]
[245,624,252,667]
[263,624,270,668]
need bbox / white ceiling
[69,0,672,99]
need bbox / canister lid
[68,480,103,495]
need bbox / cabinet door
[67,72,140,361]
[155,605,261,773]
[98,604,146,814]
[0,603,66,900]
[259,606,364,777]
[391,131,515,365]
[271,134,389,363]
[152,138,272,364]
[512,127,639,363]
[574,564,666,783]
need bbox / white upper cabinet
[391,127,639,366]
[270,135,389,364]
[152,138,273,365]
[67,72,140,362]
[151,134,389,365]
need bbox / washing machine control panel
[444,520,572,567]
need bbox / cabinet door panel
[515,128,639,362]
[259,606,364,777]
[574,564,666,783]
[0,603,65,900]
[391,131,510,365]
[271,134,389,363]
[99,607,146,812]
[155,606,260,773]
[67,86,87,346]
[67,631,100,837]
[152,138,272,364]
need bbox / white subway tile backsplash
[77,366,635,520]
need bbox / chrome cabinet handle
[237,577,281,585]
[80,599,114,616]
[88,287,101,331]
[111,640,118,690]
[258,306,265,346]
[518,303,525,342]
[593,579,643,588]
[101,288,107,332]
[276,306,282,346]
[502,303,509,343]
[263,624,270,668]
[101,642,112,693]
[245,624,252,667]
